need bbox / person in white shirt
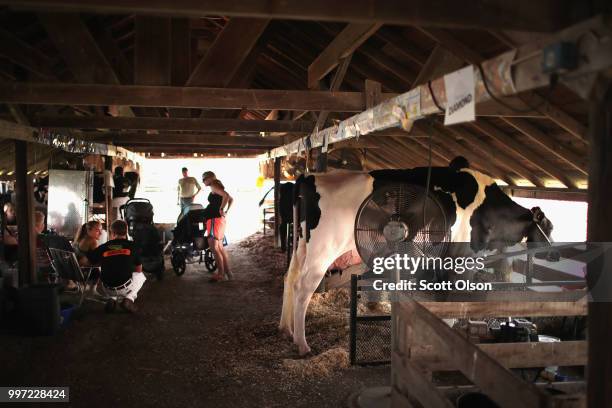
[177,167,201,214]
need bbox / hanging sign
[444,65,476,125]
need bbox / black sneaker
[120,298,138,313]
[104,299,117,313]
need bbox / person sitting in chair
[86,220,145,313]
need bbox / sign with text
[444,65,476,125]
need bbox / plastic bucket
[60,303,76,328]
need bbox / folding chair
[48,248,103,306]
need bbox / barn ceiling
[0,1,599,189]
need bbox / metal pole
[350,274,358,365]
[273,157,281,248]
[14,140,36,286]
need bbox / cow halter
[531,207,552,245]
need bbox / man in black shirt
[87,220,145,313]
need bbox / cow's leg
[279,237,306,338]
[292,258,328,356]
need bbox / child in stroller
[170,204,217,276]
[120,198,165,281]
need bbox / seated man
[86,220,145,313]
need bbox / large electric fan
[354,183,450,274]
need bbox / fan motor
[382,220,409,243]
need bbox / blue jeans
[180,197,193,214]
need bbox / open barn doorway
[139,157,273,241]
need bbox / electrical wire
[476,64,558,114]
[422,126,433,234]
[427,80,445,113]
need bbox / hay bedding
[232,233,354,379]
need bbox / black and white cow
[279,157,554,355]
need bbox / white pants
[103,272,147,302]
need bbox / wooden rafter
[186,18,269,87]
[308,23,381,89]
[38,13,135,117]
[88,19,134,85]
[39,13,122,84]
[90,133,281,146]
[469,120,578,188]
[419,27,588,141]
[0,83,381,111]
[416,122,514,185]
[0,28,57,80]
[0,0,586,32]
[313,54,352,131]
[445,125,546,187]
[411,44,463,87]
[135,16,171,86]
[30,116,314,133]
[502,117,588,175]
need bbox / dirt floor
[0,232,389,407]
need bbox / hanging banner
[444,65,476,125]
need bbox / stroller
[170,204,216,276]
[120,198,165,281]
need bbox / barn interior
[0,2,610,407]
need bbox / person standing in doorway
[177,167,201,215]
[202,171,233,282]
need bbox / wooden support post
[365,79,382,109]
[586,79,612,408]
[104,156,114,229]
[14,140,36,286]
[273,157,281,248]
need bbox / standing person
[202,171,233,282]
[177,167,201,215]
[112,166,130,221]
[86,220,145,313]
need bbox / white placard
[444,65,475,125]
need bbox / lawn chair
[48,248,103,306]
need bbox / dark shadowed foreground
[0,233,389,407]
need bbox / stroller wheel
[172,252,187,276]
[204,249,217,272]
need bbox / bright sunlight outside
[138,157,274,242]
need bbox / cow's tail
[280,177,307,335]
[280,234,305,335]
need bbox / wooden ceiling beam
[412,44,464,87]
[502,117,588,175]
[469,120,578,188]
[416,122,514,185]
[1,0,583,32]
[30,116,314,133]
[445,125,545,187]
[89,133,281,146]
[135,16,171,86]
[88,19,134,85]
[38,13,135,117]
[390,137,447,167]
[39,13,122,84]
[375,29,428,68]
[125,146,266,155]
[186,18,269,87]
[308,23,381,89]
[420,27,588,142]
[0,83,375,111]
[0,28,57,80]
